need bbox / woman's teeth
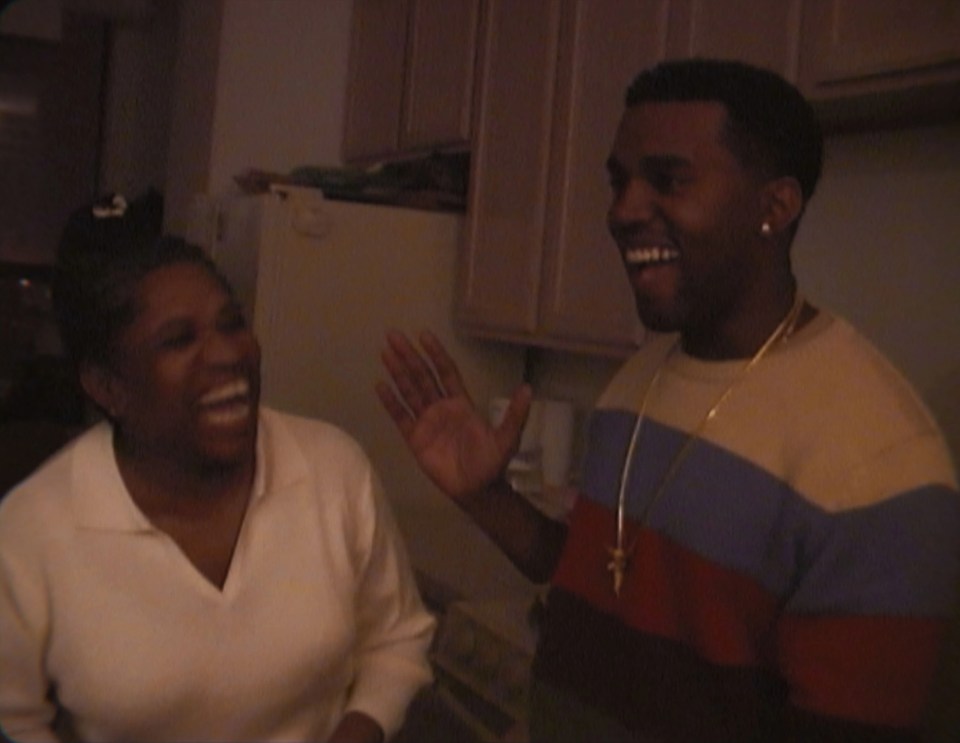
[200,379,250,406]
[199,380,252,425]
[204,405,249,426]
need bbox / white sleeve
[343,466,436,740]
[0,501,58,743]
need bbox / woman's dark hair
[626,58,824,204]
[52,190,232,368]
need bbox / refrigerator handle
[269,184,332,239]
[290,204,332,239]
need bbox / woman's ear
[760,176,804,236]
[79,362,125,421]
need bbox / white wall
[164,0,352,235]
[207,0,351,193]
[794,124,960,461]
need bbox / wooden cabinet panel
[343,0,479,163]
[538,0,668,352]
[402,0,480,151]
[666,0,802,80]
[798,0,960,127]
[342,0,409,162]
[458,0,561,337]
[801,0,960,88]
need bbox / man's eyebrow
[641,154,690,170]
[606,154,691,175]
[605,156,626,176]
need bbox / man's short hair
[626,58,823,203]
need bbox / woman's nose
[202,330,244,365]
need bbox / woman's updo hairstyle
[53,190,229,369]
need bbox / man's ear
[79,362,125,420]
[760,176,804,236]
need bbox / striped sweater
[532,312,960,742]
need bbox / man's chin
[635,302,682,335]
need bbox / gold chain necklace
[607,294,806,597]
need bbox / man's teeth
[200,379,250,406]
[625,246,679,265]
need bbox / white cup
[487,397,575,490]
[538,400,574,488]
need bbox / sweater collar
[69,409,304,531]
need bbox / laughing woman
[0,194,434,743]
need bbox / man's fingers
[381,331,443,416]
[374,380,416,439]
[494,384,533,457]
[388,330,444,390]
[419,330,470,402]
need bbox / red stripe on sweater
[777,613,947,727]
[552,496,778,667]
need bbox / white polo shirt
[0,408,435,742]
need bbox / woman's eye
[158,330,195,350]
[220,309,248,333]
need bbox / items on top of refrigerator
[233,151,469,213]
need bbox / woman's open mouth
[198,379,253,426]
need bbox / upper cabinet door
[342,0,479,164]
[537,0,670,352]
[798,0,960,126]
[458,0,563,339]
[342,0,410,163]
[665,0,803,80]
[800,0,960,88]
[402,0,480,152]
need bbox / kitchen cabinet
[798,0,960,129]
[665,0,803,80]
[342,0,481,164]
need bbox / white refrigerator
[189,185,539,603]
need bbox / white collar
[68,409,306,532]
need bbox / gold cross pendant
[606,545,630,597]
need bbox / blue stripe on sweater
[578,408,960,615]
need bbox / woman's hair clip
[92,194,128,220]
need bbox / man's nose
[608,178,656,228]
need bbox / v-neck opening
[158,496,253,600]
